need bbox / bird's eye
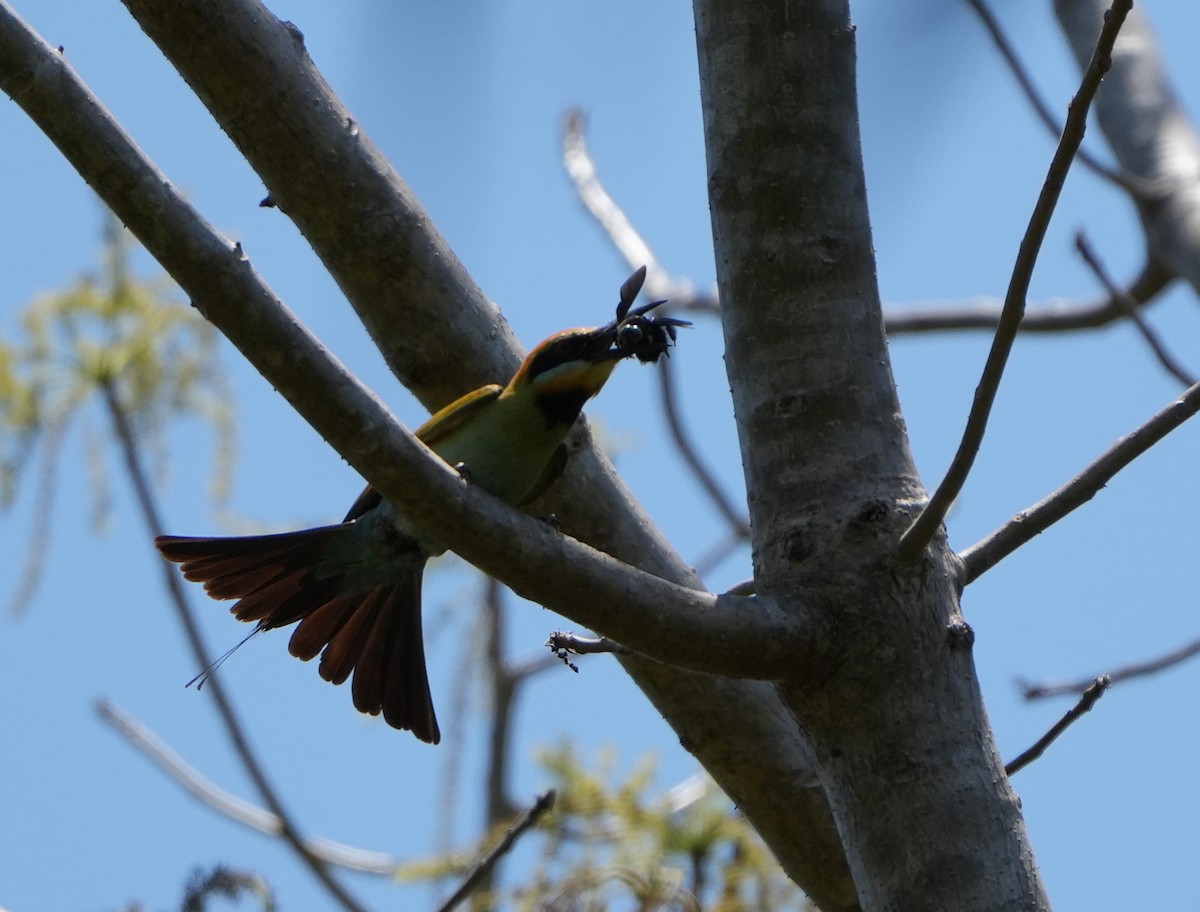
[617,323,644,348]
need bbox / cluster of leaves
[454,745,814,912]
[0,216,233,613]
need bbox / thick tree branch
[899,0,1131,559]
[694,0,1039,908]
[118,0,516,408]
[1056,0,1200,298]
[0,1,851,898]
[960,377,1200,582]
[1,15,799,676]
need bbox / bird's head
[506,266,691,401]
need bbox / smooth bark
[695,0,1049,908]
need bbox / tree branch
[1073,232,1196,386]
[1004,675,1110,776]
[434,791,556,912]
[561,109,716,315]
[561,111,751,543]
[883,259,1172,335]
[960,377,1200,582]
[1056,0,1200,298]
[1,2,852,895]
[117,0,518,409]
[898,0,1132,559]
[658,355,751,540]
[1021,636,1200,699]
[96,700,406,876]
[965,0,1134,191]
[97,380,369,912]
[0,1,804,681]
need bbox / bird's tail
[156,526,440,743]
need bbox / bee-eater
[156,268,687,744]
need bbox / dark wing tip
[616,265,648,320]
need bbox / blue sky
[3,1,1200,910]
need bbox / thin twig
[1074,232,1196,386]
[884,260,1172,334]
[658,355,751,539]
[99,379,370,912]
[960,375,1200,582]
[964,0,1137,193]
[95,700,405,875]
[483,577,519,827]
[1021,635,1200,699]
[691,529,748,580]
[1004,675,1110,776]
[898,0,1132,560]
[434,790,557,912]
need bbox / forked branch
[960,377,1200,582]
[898,0,1132,560]
[1004,676,1110,776]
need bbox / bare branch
[96,700,406,875]
[435,791,557,912]
[1004,676,1110,777]
[965,0,1137,192]
[898,0,1132,560]
[1021,636,1200,699]
[561,109,717,314]
[117,1,517,409]
[960,377,1200,582]
[1,1,861,891]
[691,529,749,580]
[0,6,803,679]
[1056,0,1200,298]
[658,355,751,539]
[1073,232,1196,386]
[883,259,1172,335]
[97,381,369,912]
[482,578,519,826]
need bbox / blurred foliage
[115,866,276,912]
[181,865,276,912]
[420,744,813,912]
[0,216,233,613]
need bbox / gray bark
[694,0,1050,909]
[1055,0,1200,297]
[15,0,1168,907]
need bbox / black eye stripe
[527,334,594,379]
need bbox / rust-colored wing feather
[156,529,440,743]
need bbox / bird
[155,267,688,744]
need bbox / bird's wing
[416,383,503,447]
[341,383,504,523]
